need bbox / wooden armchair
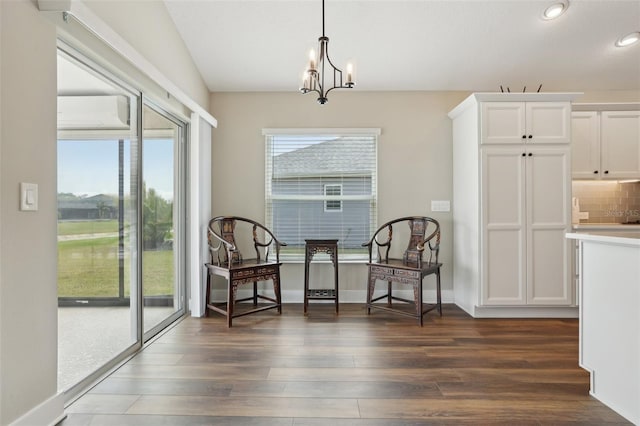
[362,216,442,326]
[204,216,286,327]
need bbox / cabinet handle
[604,170,609,174]
[594,170,599,174]
[528,135,533,139]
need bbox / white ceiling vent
[57,95,130,130]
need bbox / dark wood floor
[60,303,630,425]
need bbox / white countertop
[572,223,640,231]
[566,230,640,246]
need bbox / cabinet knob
[528,135,533,139]
[522,153,526,157]
[521,135,526,139]
[604,170,609,174]
[528,153,533,156]
[594,171,599,174]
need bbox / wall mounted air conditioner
[57,95,130,130]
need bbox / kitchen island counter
[566,231,639,424]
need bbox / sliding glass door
[57,47,187,397]
[141,103,186,335]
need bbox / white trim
[57,0,217,128]
[572,102,640,112]
[189,112,203,317]
[188,113,212,318]
[9,393,65,426]
[324,183,343,212]
[263,128,381,136]
[460,305,579,318]
[210,289,455,305]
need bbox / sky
[58,138,175,201]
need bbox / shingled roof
[273,138,375,178]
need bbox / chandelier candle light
[300,0,355,104]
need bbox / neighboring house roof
[273,138,375,178]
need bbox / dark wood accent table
[304,239,339,314]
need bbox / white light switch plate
[20,182,38,211]
[431,200,450,212]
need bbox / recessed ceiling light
[542,0,569,20]
[616,31,640,47]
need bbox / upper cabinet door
[481,102,526,144]
[601,111,640,179]
[526,102,571,144]
[481,102,571,145]
[571,111,600,179]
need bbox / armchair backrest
[207,216,286,267]
[363,216,440,267]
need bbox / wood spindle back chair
[205,216,286,327]
[362,216,442,325]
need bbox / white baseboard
[470,305,579,318]
[9,392,65,426]
[205,288,454,307]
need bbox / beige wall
[208,89,639,302]
[83,0,210,109]
[0,1,59,423]
[577,90,640,103]
[209,91,469,300]
[0,0,211,424]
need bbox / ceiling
[163,0,640,94]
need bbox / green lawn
[58,219,119,235]
[58,221,174,298]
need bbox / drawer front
[370,265,394,276]
[394,269,420,279]
[233,265,278,280]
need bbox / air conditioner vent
[57,95,130,130]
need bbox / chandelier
[299,0,355,104]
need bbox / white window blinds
[264,129,379,261]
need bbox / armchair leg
[205,270,211,318]
[436,269,442,316]
[227,283,235,328]
[366,273,375,315]
[273,275,282,314]
[415,281,423,327]
[387,281,392,305]
[253,281,258,306]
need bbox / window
[264,128,379,261]
[324,184,343,212]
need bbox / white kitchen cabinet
[482,101,571,145]
[481,146,571,306]
[449,92,579,318]
[601,111,640,179]
[571,111,600,179]
[571,109,640,179]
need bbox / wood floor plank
[125,395,361,418]
[91,377,233,397]
[60,304,631,425]
[357,398,628,423]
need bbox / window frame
[324,183,343,212]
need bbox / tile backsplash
[572,181,640,224]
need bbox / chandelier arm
[322,42,348,90]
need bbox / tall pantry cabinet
[449,93,581,318]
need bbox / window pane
[265,132,377,260]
